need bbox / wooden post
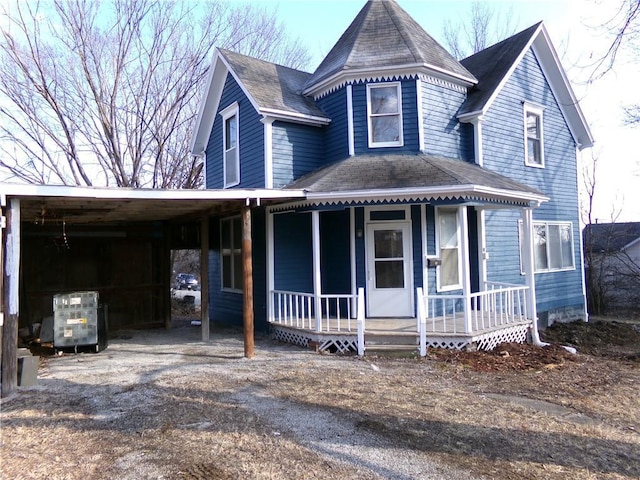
[200,215,210,342]
[2,199,20,398]
[242,205,254,358]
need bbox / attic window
[523,104,544,168]
[367,82,403,148]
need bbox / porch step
[364,333,419,356]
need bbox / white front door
[366,222,413,317]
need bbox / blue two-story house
[190,0,593,354]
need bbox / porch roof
[283,154,548,207]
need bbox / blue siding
[317,88,350,163]
[273,213,313,292]
[352,79,420,154]
[205,74,265,189]
[272,122,324,187]
[482,49,583,316]
[422,81,472,161]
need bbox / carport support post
[1,199,20,397]
[242,205,254,358]
[200,215,210,341]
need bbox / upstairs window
[524,104,544,167]
[367,83,403,148]
[221,102,239,187]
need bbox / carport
[0,184,305,397]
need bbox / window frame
[220,216,243,293]
[519,220,575,274]
[523,103,544,168]
[435,207,463,292]
[220,102,240,188]
[366,82,404,148]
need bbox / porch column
[477,209,488,289]
[459,206,472,333]
[200,215,210,342]
[242,205,254,358]
[521,207,541,342]
[2,198,20,398]
[266,209,274,323]
[311,210,322,332]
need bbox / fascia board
[260,108,331,126]
[622,235,640,252]
[304,185,549,205]
[303,63,477,97]
[532,26,595,149]
[190,49,226,156]
[0,183,306,202]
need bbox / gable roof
[285,154,547,206]
[190,49,330,156]
[583,222,640,252]
[459,22,594,149]
[303,0,477,96]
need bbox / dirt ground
[1,317,639,479]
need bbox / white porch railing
[421,282,530,334]
[271,290,358,332]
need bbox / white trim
[267,210,275,322]
[435,206,463,292]
[366,82,404,148]
[477,208,488,286]
[259,107,330,126]
[262,117,274,188]
[521,208,538,326]
[459,207,472,331]
[349,207,357,314]
[471,116,484,166]
[303,62,477,98]
[311,211,322,332]
[346,85,355,156]
[7,198,20,315]
[416,78,425,152]
[221,102,240,188]
[523,103,545,168]
[421,204,429,315]
[0,182,306,202]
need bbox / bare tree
[442,1,518,59]
[0,0,310,188]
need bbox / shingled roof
[219,49,329,121]
[583,222,640,253]
[285,154,545,202]
[303,0,477,93]
[460,22,541,115]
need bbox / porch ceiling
[1,184,306,225]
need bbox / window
[221,216,243,291]
[436,208,461,291]
[519,221,574,273]
[367,82,403,148]
[524,104,544,167]
[221,102,239,187]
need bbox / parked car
[175,273,199,290]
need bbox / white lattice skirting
[271,325,358,354]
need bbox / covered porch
[270,282,532,353]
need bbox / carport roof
[0,184,306,225]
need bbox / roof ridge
[383,0,419,63]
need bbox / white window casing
[220,102,240,187]
[436,207,462,291]
[519,220,575,274]
[523,102,544,168]
[366,82,403,148]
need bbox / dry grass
[1,320,639,479]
